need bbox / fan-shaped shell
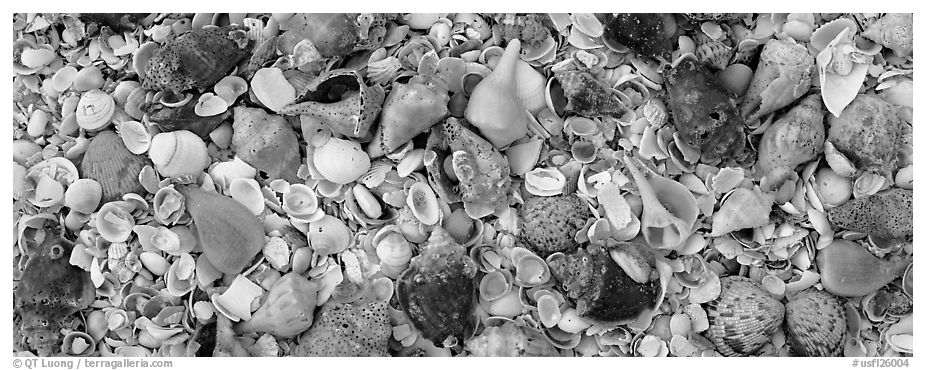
[374,226,413,279]
[313,138,371,184]
[76,89,115,131]
[309,215,352,255]
[81,131,151,202]
[148,130,210,178]
[704,276,785,357]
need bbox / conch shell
[464,39,529,148]
[741,38,814,123]
[755,93,825,179]
[710,186,773,237]
[142,25,251,93]
[278,13,389,57]
[622,155,697,251]
[826,94,902,182]
[862,13,912,58]
[548,70,626,118]
[231,107,302,183]
[367,74,449,157]
[278,69,385,139]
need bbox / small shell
[571,141,597,163]
[132,41,158,82]
[76,89,115,131]
[64,178,103,214]
[813,167,851,207]
[557,307,591,333]
[513,253,551,288]
[537,294,562,328]
[228,178,265,215]
[96,202,136,243]
[52,65,79,92]
[901,263,912,298]
[406,182,441,226]
[717,63,753,97]
[251,67,296,112]
[282,184,325,222]
[165,253,196,296]
[374,226,413,279]
[61,331,95,356]
[313,138,371,184]
[524,167,566,197]
[27,109,49,137]
[214,75,248,106]
[505,139,543,176]
[212,274,264,321]
[148,130,210,178]
[138,251,169,276]
[73,65,105,92]
[480,270,513,301]
[262,237,291,270]
[309,215,352,255]
[563,116,598,136]
[572,13,604,38]
[487,290,524,318]
[119,120,152,154]
[352,184,383,219]
[194,93,229,117]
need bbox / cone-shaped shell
[313,137,371,184]
[755,94,825,178]
[148,130,210,178]
[465,39,529,148]
[622,156,698,251]
[710,187,773,236]
[704,276,785,357]
[81,131,152,202]
[231,106,302,183]
[785,288,847,357]
[76,89,115,131]
[179,186,264,274]
[816,239,911,297]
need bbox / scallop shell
[76,89,115,131]
[704,276,785,357]
[81,131,152,202]
[96,202,136,243]
[228,178,265,215]
[165,253,196,297]
[488,290,524,318]
[148,130,210,178]
[118,120,151,155]
[309,215,352,255]
[407,182,441,226]
[61,331,95,356]
[64,178,103,214]
[313,138,371,184]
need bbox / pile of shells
[12,12,913,358]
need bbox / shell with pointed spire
[622,156,698,251]
[464,39,529,149]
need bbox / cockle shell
[96,202,135,243]
[785,288,847,357]
[118,120,151,155]
[519,194,589,256]
[148,130,210,178]
[76,89,115,131]
[407,182,441,226]
[64,179,103,214]
[704,276,785,357]
[81,131,151,202]
[313,137,371,185]
[308,215,352,255]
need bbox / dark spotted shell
[827,188,912,241]
[142,25,252,93]
[553,70,627,118]
[704,276,785,357]
[785,288,847,357]
[81,130,151,202]
[518,194,589,256]
[602,13,673,60]
[295,301,390,356]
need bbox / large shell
[602,13,673,60]
[740,38,814,123]
[397,227,477,347]
[465,38,529,149]
[148,130,210,178]
[710,186,773,237]
[294,301,390,356]
[76,89,115,131]
[704,276,785,357]
[308,215,352,255]
[230,106,302,183]
[143,25,252,93]
[755,94,826,178]
[816,239,911,297]
[622,156,698,251]
[827,188,912,241]
[179,186,264,274]
[518,194,589,256]
[785,288,847,357]
[826,94,903,181]
[549,70,626,118]
[81,130,152,202]
[367,74,449,156]
[313,137,371,185]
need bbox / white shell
[148,130,210,178]
[76,89,115,131]
[214,75,248,106]
[228,178,265,215]
[119,120,151,154]
[139,252,169,276]
[262,237,291,270]
[352,184,383,219]
[96,202,135,243]
[165,253,196,296]
[194,93,229,117]
[212,275,263,321]
[64,178,103,214]
[313,138,371,184]
[309,215,352,255]
[406,182,441,225]
[251,67,296,112]
[516,60,548,115]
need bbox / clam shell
[139,251,169,276]
[374,226,413,279]
[352,184,383,219]
[148,130,210,178]
[96,201,135,243]
[704,276,785,357]
[52,65,79,92]
[513,253,551,288]
[487,290,524,318]
[73,65,105,92]
[571,141,597,163]
[119,120,152,155]
[228,178,265,215]
[313,138,371,184]
[480,270,514,301]
[112,80,140,107]
[194,93,228,117]
[309,215,352,255]
[214,75,248,106]
[61,331,95,356]
[252,67,296,112]
[76,89,115,131]
[165,253,196,297]
[64,178,103,214]
[82,131,151,202]
[282,184,324,222]
[407,182,441,226]
[557,307,591,334]
[124,85,148,120]
[27,109,49,137]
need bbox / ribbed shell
[704,276,785,357]
[785,288,847,357]
[81,130,151,202]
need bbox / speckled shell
[704,276,785,357]
[81,131,151,202]
[518,194,590,256]
[553,70,626,118]
[397,227,477,347]
[827,188,912,241]
[755,94,825,177]
[827,94,903,181]
[313,137,371,185]
[143,25,252,93]
[295,301,390,356]
[785,288,847,357]
[372,74,449,155]
[231,107,302,183]
[280,69,386,139]
[602,13,673,60]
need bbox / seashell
[251,67,296,112]
[717,63,752,97]
[165,253,196,296]
[524,167,566,198]
[505,139,543,177]
[480,270,513,301]
[13,139,42,166]
[901,263,912,298]
[861,13,912,58]
[827,95,902,181]
[230,107,301,183]
[602,13,673,60]
[816,239,911,297]
[228,178,265,215]
[118,120,151,155]
[138,251,169,276]
[785,288,847,357]
[280,69,385,139]
[143,25,251,93]
[513,252,550,288]
[374,226,413,279]
[308,215,352,255]
[812,167,851,207]
[710,186,773,237]
[281,184,324,222]
[741,38,814,123]
[465,38,529,148]
[76,89,116,131]
[81,131,152,203]
[557,307,591,334]
[755,94,825,180]
[351,184,383,219]
[367,74,449,157]
[237,272,320,338]
[294,300,390,356]
[214,75,248,106]
[26,109,49,138]
[572,13,604,37]
[193,93,228,117]
[212,274,263,321]
[622,156,698,251]
[179,186,264,274]
[563,116,598,136]
[704,276,785,357]
[73,65,105,92]
[95,202,135,243]
[571,141,597,163]
[828,188,911,241]
[112,81,140,108]
[312,138,371,185]
[883,316,913,354]
[148,130,210,179]
[123,85,148,120]
[53,66,80,92]
[61,331,95,356]
[515,60,548,115]
[64,179,103,215]
[407,182,441,226]
[519,194,588,256]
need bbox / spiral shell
[76,89,116,131]
[148,130,210,178]
[81,130,152,202]
[704,276,785,357]
[313,138,371,184]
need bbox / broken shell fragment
[524,167,566,197]
[96,202,136,243]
